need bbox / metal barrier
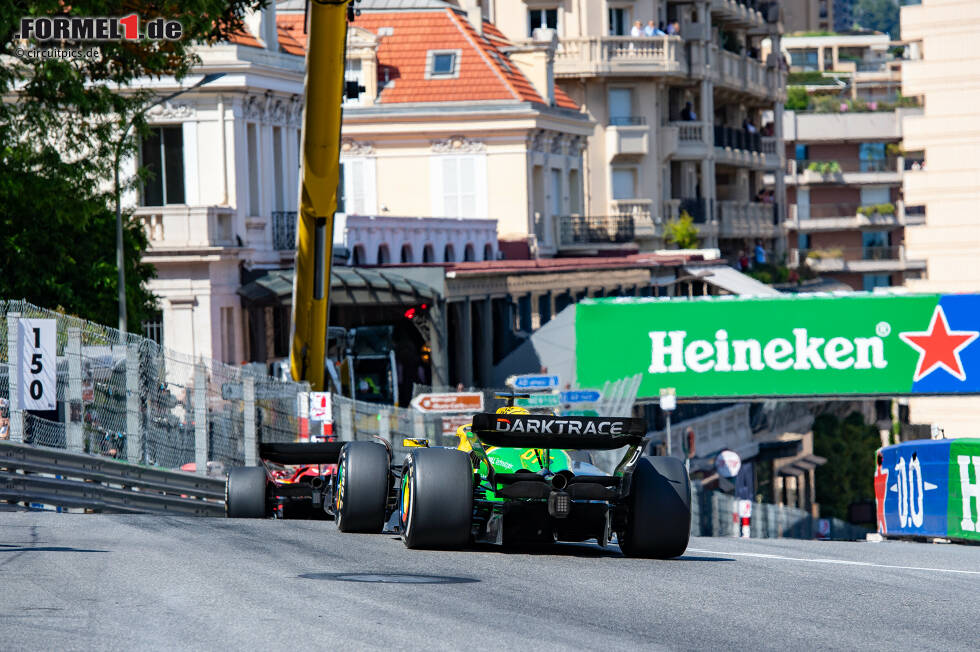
[0,440,225,515]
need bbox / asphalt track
[1,512,977,651]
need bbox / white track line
[686,548,980,576]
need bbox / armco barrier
[875,438,980,542]
[0,440,226,516]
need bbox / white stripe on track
[686,547,980,576]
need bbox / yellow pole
[290,0,350,390]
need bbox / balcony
[670,121,710,159]
[606,118,649,158]
[760,136,780,169]
[718,201,778,238]
[137,205,237,252]
[785,158,901,185]
[272,210,297,250]
[786,202,911,231]
[553,36,686,78]
[710,46,770,96]
[558,215,634,248]
[790,246,927,273]
[714,125,767,167]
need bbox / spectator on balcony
[645,20,666,36]
[762,121,774,137]
[743,118,758,134]
[737,250,750,272]
[631,20,643,37]
[681,102,697,121]
[667,21,680,35]
[754,239,767,266]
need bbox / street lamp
[113,72,226,337]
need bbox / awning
[237,267,441,307]
[684,265,781,296]
[777,454,828,477]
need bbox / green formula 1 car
[332,397,692,559]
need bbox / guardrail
[0,440,226,516]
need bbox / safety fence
[0,300,308,473]
[690,485,870,540]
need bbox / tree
[813,411,881,520]
[853,0,900,39]
[665,211,700,249]
[0,0,264,329]
[786,86,810,112]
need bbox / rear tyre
[401,448,473,549]
[226,466,267,518]
[619,456,691,559]
[335,441,390,533]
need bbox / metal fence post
[6,312,23,443]
[379,406,390,441]
[194,362,207,474]
[66,327,83,452]
[243,374,256,466]
[125,342,142,464]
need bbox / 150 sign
[19,319,56,411]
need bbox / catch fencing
[0,300,308,474]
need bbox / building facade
[482,0,788,258]
[900,0,980,437]
[782,109,925,291]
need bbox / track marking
[687,548,980,576]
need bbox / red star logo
[899,305,979,382]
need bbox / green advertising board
[515,392,560,408]
[575,293,980,399]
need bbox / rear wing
[470,413,645,450]
[259,442,343,465]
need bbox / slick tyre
[619,456,691,559]
[401,448,473,549]
[335,441,390,533]
[226,466,268,518]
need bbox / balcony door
[608,7,631,36]
[797,188,810,220]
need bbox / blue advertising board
[508,374,560,390]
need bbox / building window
[221,306,235,364]
[272,126,284,211]
[483,243,493,261]
[433,154,486,218]
[863,274,891,291]
[141,312,164,346]
[377,244,390,264]
[423,244,435,263]
[247,123,260,215]
[341,157,377,215]
[789,49,819,71]
[528,8,558,36]
[464,243,476,262]
[425,49,461,79]
[797,233,811,250]
[859,142,887,172]
[612,168,637,199]
[400,243,413,263]
[550,168,563,217]
[794,144,809,161]
[608,7,630,36]
[608,88,635,125]
[352,245,365,265]
[444,243,455,262]
[141,126,185,206]
[345,58,366,105]
[569,168,581,214]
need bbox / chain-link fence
[1,300,308,473]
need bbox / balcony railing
[558,215,634,246]
[676,121,705,142]
[664,198,710,224]
[793,246,905,264]
[718,201,777,237]
[137,205,237,249]
[714,126,762,153]
[761,137,778,155]
[272,211,297,250]
[553,36,685,77]
[787,158,899,175]
[609,116,647,126]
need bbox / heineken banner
[875,439,980,542]
[575,293,980,399]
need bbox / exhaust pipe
[551,470,573,490]
[310,476,325,490]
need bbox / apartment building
[481,0,787,258]
[781,31,901,103]
[900,0,980,437]
[782,109,925,291]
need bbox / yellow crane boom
[290,0,351,390]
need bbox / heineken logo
[648,328,887,374]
